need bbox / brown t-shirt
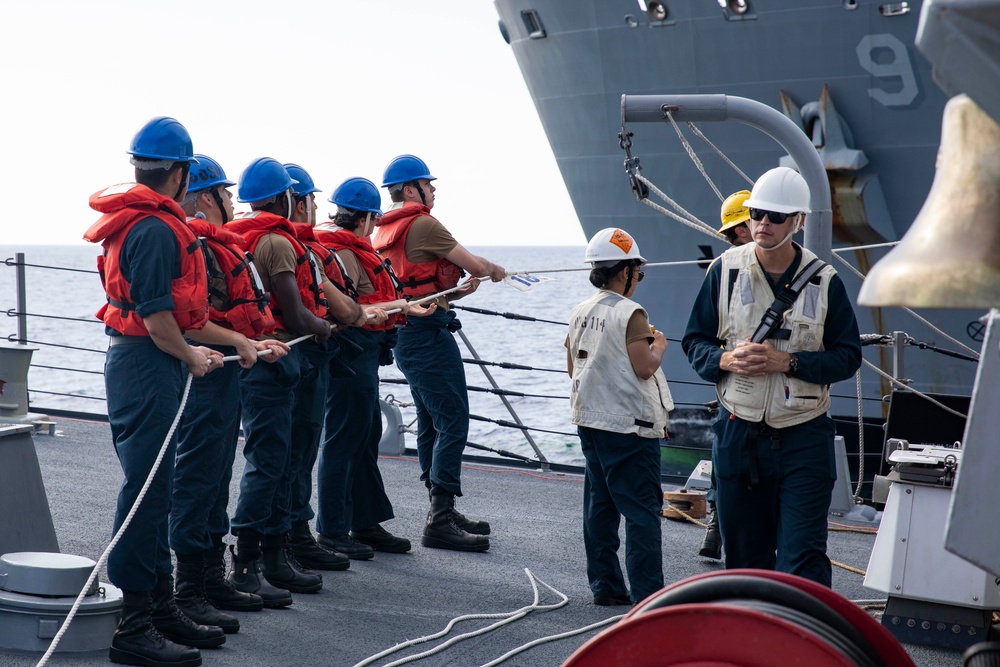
[250,232,300,342]
[336,248,373,297]
[403,215,459,309]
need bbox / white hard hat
[744,166,812,215]
[584,227,646,266]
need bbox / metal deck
[0,417,965,666]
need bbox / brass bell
[858,94,1000,308]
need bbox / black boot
[424,484,490,536]
[150,576,225,649]
[422,486,490,552]
[260,533,323,593]
[351,524,411,553]
[228,539,293,609]
[174,554,240,634]
[204,542,263,612]
[698,506,723,560]
[110,591,202,667]
[288,520,351,570]
[448,496,491,536]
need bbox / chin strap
[758,215,802,253]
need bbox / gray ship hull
[494,0,978,415]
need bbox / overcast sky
[2,1,583,247]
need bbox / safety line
[831,251,980,358]
[5,309,104,324]
[3,257,99,274]
[862,358,967,419]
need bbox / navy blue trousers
[105,339,184,592]
[316,328,394,537]
[712,409,836,587]
[393,310,468,496]
[578,426,664,604]
[231,347,303,536]
[288,339,336,524]
[170,344,241,556]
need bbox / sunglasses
[748,208,796,225]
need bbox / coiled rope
[350,569,569,667]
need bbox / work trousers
[288,338,336,524]
[393,310,468,496]
[316,328,394,537]
[578,426,664,604]
[105,338,184,592]
[169,344,241,556]
[712,409,837,587]
[231,346,304,536]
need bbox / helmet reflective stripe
[127,117,197,163]
[237,158,298,203]
[743,167,812,215]
[718,189,752,233]
[330,177,383,214]
[381,154,436,188]
[188,155,236,194]
[583,227,646,266]
[283,163,322,196]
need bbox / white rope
[509,258,713,277]
[832,241,899,253]
[831,252,980,358]
[635,174,721,238]
[685,121,755,186]
[478,615,624,667]
[854,370,865,503]
[664,111,724,201]
[862,357,967,419]
[34,373,195,667]
[350,569,568,667]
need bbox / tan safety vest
[568,290,673,438]
[716,243,834,428]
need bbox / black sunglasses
[748,208,795,225]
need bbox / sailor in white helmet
[681,167,862,587]
[566,227,674,606]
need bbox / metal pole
[621,94,833,262]
[456,329,550,470]
[15,253,27,345]
[892,330,909,387]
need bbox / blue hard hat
[127,117,197,163]
[237,158,298,203]
[329,177,383,215]
[188,154,236,194]
[381,154,436,188]
[283,163,322,196]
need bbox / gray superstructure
[494,0,977,412]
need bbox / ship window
[521,10,546,39]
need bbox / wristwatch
[786,353,800,377]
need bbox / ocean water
[0,245,713,468]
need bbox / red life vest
[315,227,404,331]
[293,223,356,300]
[83,183,208,335]
[372,202,464,300]
[226,211,329,330]
[187,218,275,338]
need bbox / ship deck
[1,417,966,667]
